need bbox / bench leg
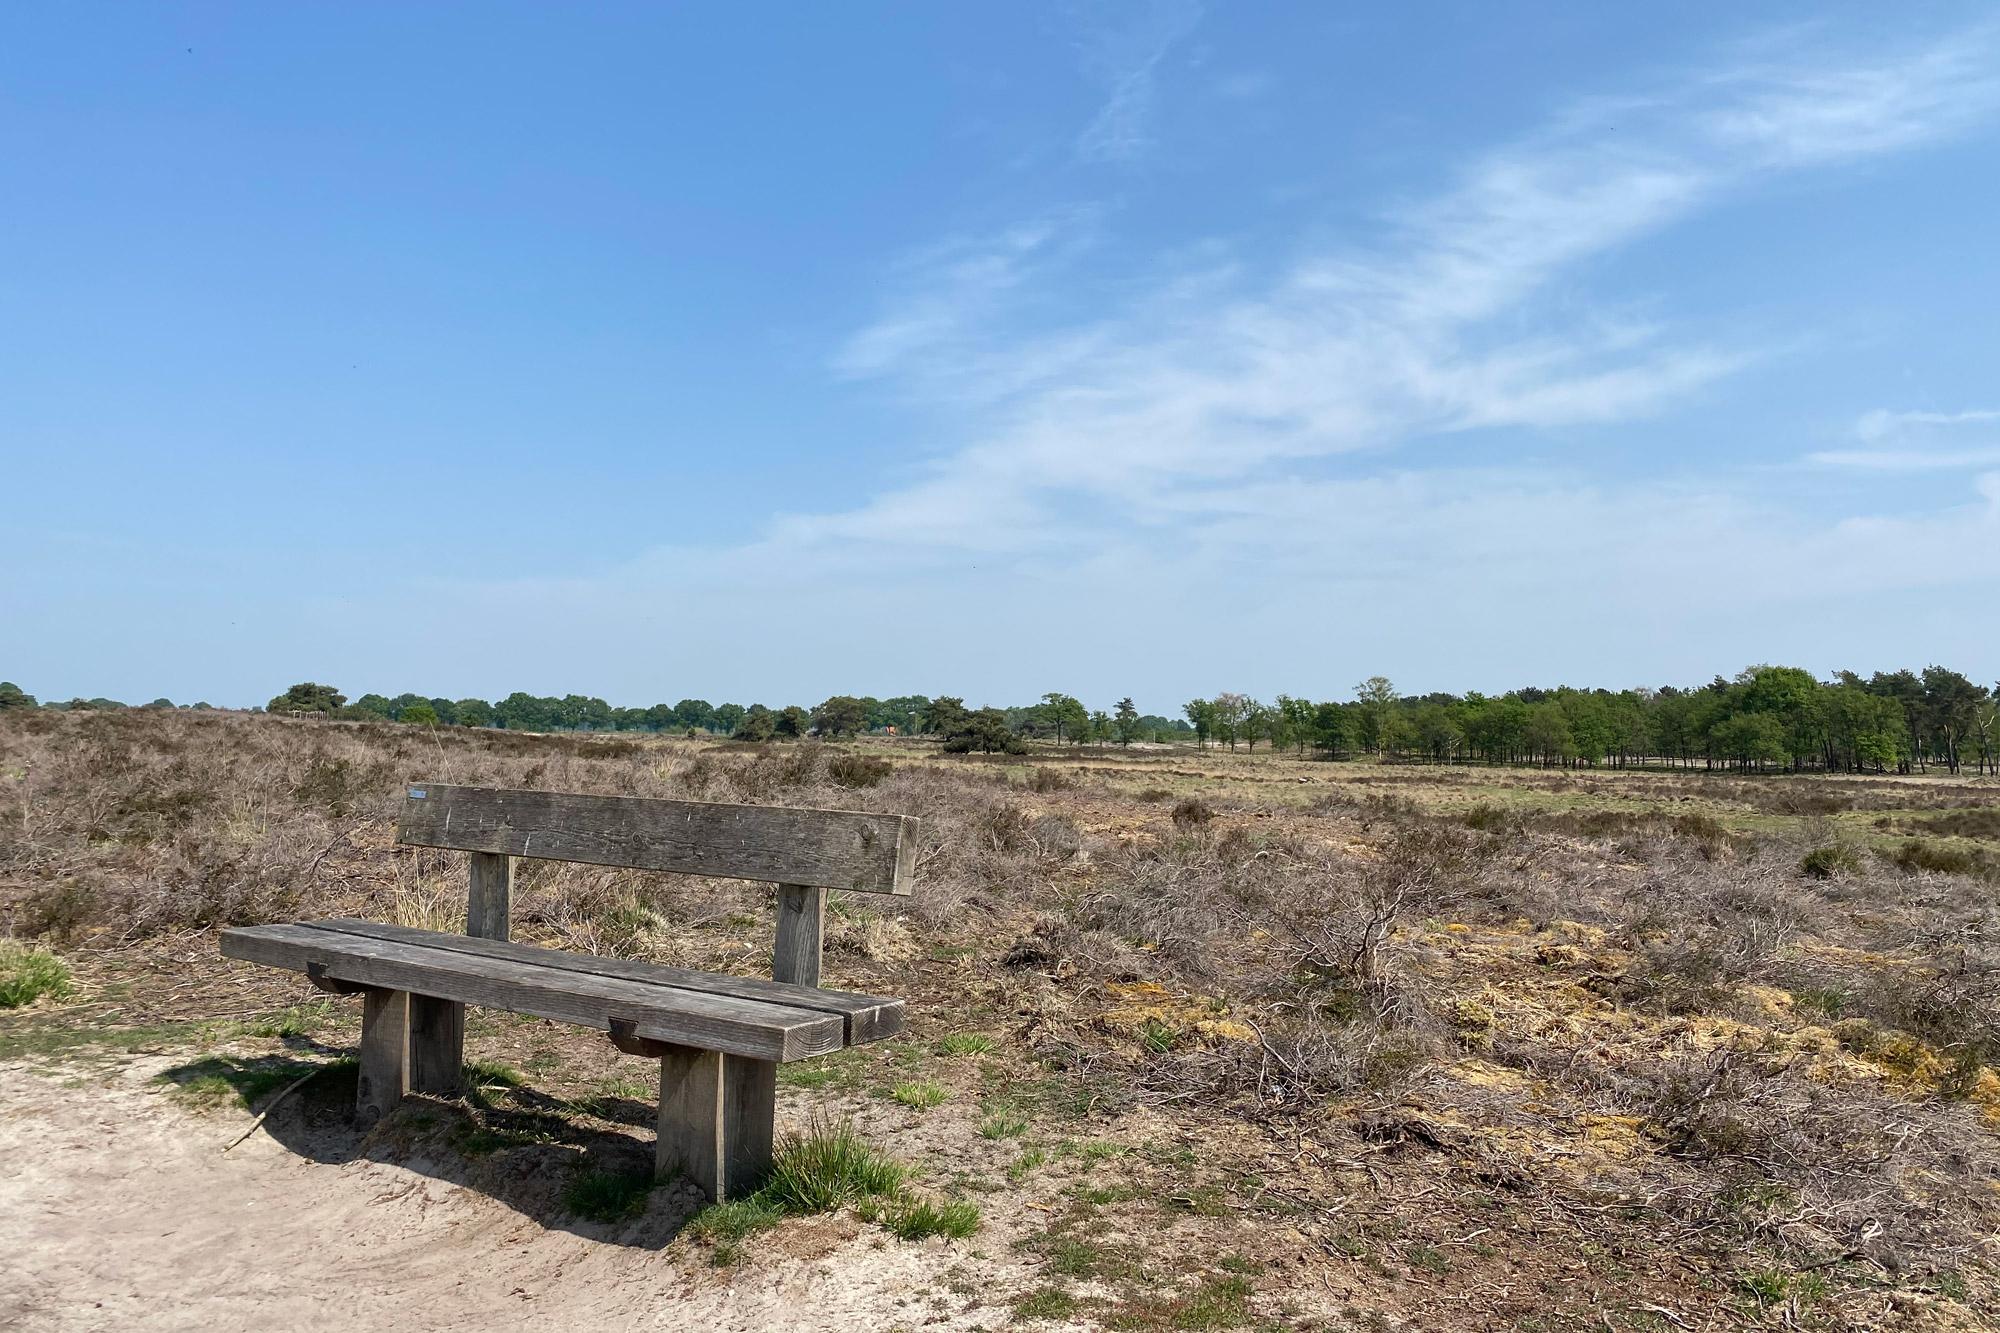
[357,988,411,1126]
[408,994,464,1096]
[655,1046,776,1202]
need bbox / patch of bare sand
[0,1061,1034,1332]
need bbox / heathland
[2,707,1997,1331]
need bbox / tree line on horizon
[5,662,1993,775]
[1178,665,1998,775]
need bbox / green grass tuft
[882,1196,981,1241]
[936,1032,996,1056]
[1014,1287,1081,1321]
[978,1110,1030,1139]
[891,1078,948,1109]
[760,1118,909,1213]
[0,943,76,1009]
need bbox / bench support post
[357,987,411,1125]
[467,851,513,941]
[653,1043,776,1202]
[408,851,513,1098]
[772,884,826,987]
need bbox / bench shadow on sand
[158,1040,709,1250]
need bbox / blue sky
[4,3,1997,713]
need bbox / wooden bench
[219,783,916,1200]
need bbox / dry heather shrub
[1283,821,1476,988]
[1026,765,1077,794]
[1608,851,1810,1013]
[1586,1048,1999,1265]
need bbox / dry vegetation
[4,707,2000,1331]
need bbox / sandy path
[0,1060,1033,1332]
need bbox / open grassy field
[3,708,1998,1331]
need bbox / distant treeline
[5,663,1992,775]
[1182,666,1997,775]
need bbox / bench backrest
[394,783,916,896]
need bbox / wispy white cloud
[429,23,2000,700]
[823,23,1999,560]
[1811,406,2000,468]
[1072,0,1203,163]
[1853,407,2000,441]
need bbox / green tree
[1712,711,1786,770]
[1310,702,1348,755]
[1210,693,1248,750]
[1276,695,1314,756]
[400,702,441,726]
[1921,665,1987,774]
[919,696,968,737]
[1354,677,1398,752]
[268,683,346,715]
[1242,700,1271,753]
[1040,693,1088,744]
[1086,710,1111,743]
[1524,702,1574,767]
[737,704,776,742]
[453,698,494,728]
[712,703,746,735]
[0,682,36,710]
[941,707,1026,754]
[811,695,868,738]
[775,705,810,738]
[1113,697,1144,746]
[1183,698,1217,749]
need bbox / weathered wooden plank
[722,1054,776,1199]
[310,918,903,1045]
[467,851,513,941]
[656,1045,723,1200]
[357,988,409,1125]
[651,1044,774,1202]
[408,993,463,1096]
[220,923,843,1062]
[772,885,826,988]
[394,784,916,895]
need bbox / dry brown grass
[6,710,2000,1328]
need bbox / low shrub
[1799,844,1862,879]
[1028,766,1077,793]
[1892,839,1989,877]
[1171,797,1215,829]
[827,753,893,789]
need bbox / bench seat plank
[220,923,843,1062]
[311,918,903,1044]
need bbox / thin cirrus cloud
[789,22,2000,558]
[1808,407,2000,469]
[436,21,2000,698]
[1071,0,1204,164]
